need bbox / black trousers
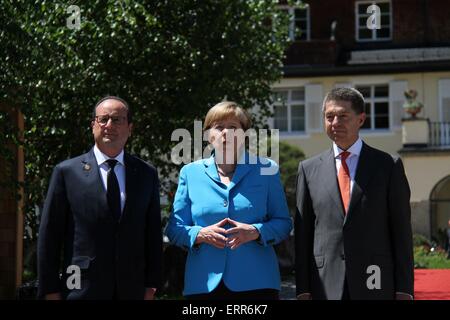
[341,278,350,300]
[185,280,279,300]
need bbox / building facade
[271,0,450,242]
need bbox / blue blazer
[166,152,292,296]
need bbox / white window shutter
[258,98,274,129]
[389,80,408,129]
[268,103,274,129]
[305,84,323,133]
[439,79,450,122]
[335,82,352,88]
[250,103,263,127]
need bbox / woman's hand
[225,218,260,250]
[195,218,228,249]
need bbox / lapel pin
[83,163,91,171]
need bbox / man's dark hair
[92,96,132,123]
[322,87,365,114]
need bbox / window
[356,85,390,130]
[279,4,310,41]
[439,79,450,122]
[356,0,391,41]
[273,89,306,133]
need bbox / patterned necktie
[338,151,351,214]
[106,159,121,220]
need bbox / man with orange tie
[294,87,414,300]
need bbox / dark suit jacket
[37,149,163,299]
[446,228,450,253]
[295,142,414,300]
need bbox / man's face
[324,100,366,150]
[92,99,132,156]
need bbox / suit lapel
[122,153,138,223]
[320,148,346,219]
[228,152,252,190]
[344,143,374,225]
[203,156,221,184]
[81,149,104,192]
[81,149,108,213]
[203,152,253,189]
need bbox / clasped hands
[195,218,260,249]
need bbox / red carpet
[414,269,450,300]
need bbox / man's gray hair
[92,96,132,123]
[322,87,365,114]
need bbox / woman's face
[208,117,244,164]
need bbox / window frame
[355,0,392,42]
[278,4,311,42]
[272,88,307,134]
[438,79,450,122]
[356,84,390,131]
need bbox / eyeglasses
[95,115,127,126]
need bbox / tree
[279,141,304,223]
[0,0,295,278]
[274,141,304,276]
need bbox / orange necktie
[338,151,351,214]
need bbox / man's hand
[296,293,312,300]
[144,288,157,300]
[45,292,62,300]
[195,218,228,249]
[224,218,260,250]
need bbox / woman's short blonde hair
[203,101,252,131]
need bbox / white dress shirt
[93,145,126,213]
[333,138,363,198]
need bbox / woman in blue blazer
[166,101,292,299]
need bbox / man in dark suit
[295,88,414,300]
[37,96,163,300]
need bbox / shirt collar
[93,144,125,166]
[204,147,247,167]
[333,138,363,159]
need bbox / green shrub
[414,245,450,269]
[413,234,432,248]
